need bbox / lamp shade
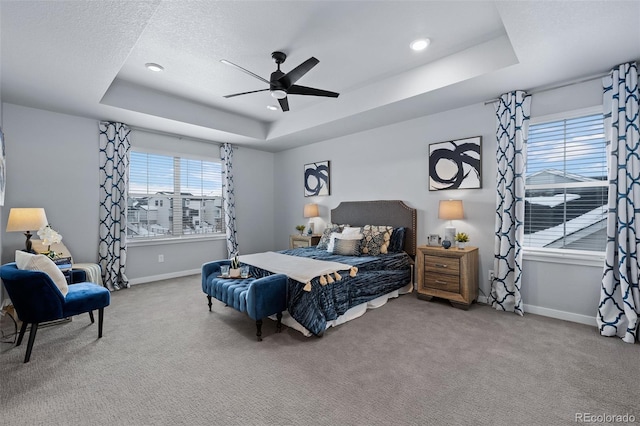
[303,203,319,218]
[6,208,48,232]
[438,200,464,220]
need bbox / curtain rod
[483,71,610,105]
[127,124,226,147]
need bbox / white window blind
[127,150,224,240]
[524,113,608,252]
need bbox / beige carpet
[1,274,638,426]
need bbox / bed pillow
[332,237,362,256]
[316,224,343,250]
[359,225,394,256]
[341,226,362,236]
[326,232,341,253]
[15,250,69,297]
[327,228,363,252]
[388,227,406,252]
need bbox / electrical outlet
[489,270,495,281]
[158,254,164,263]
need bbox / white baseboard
[477,296,596,327]
[128,269,200,286]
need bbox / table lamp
[303,203,319,234]
[438,200,463,243]
[6,208,48,252]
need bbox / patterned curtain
[490,91,532,315]
[99,122,130,291]
[220,143,238,257]
[597,62,640,343]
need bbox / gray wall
[1,75,605,325]
[2,104,100,263]
[0,103,275,283]
[273,78,604,324]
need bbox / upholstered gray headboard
[331,200,417,257]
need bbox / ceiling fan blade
[220,59,270,85]
[278,97,290,112]
[288,85,339,98]
[278,57,319,88]
[223,88,269,98]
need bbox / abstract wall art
[429,136,482,190]
[304,161,330,196]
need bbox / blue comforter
[248,247,413,335]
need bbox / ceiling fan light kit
[222,51,339,112]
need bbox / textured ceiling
[1,1,639,152]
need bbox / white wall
[0,103,276,283]
[273,77,604,324]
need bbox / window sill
[127,234,226,247]
[523,247,605,267]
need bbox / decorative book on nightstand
[289,234,321,249]
[416,245,479,310]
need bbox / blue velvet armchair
[0,262,111,363]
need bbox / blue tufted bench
[201,260,288,341]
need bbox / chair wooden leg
[276,312,283,333]
[89,310,95,323]
[24,323,39,363]
[98,308,104,338]
[207,295,212,311]
[256,319,263,341]
[16,321,28,347]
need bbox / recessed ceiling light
[267,105,278,111]
[145,63,164,72]
[410,38,430,51]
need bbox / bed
[247,200,416,337]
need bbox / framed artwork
[427,234,441,246]
[0,127,5,206]
[304,161,330,197]
[428,136,482,190]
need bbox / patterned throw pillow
[332,238,362,256]
[316,224,343,250]
[359,225,394,256]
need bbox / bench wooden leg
[207,295,212,311]
[276,312,283,333]
[98,308,104,338]
[256,319,263,341]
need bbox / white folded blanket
[239,252,357,291]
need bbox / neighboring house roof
[525,169,604,185]
[524,204,607,248]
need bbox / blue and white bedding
[247,247,413,336]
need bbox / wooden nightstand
[416,245,479,310]
[289,234,321,249]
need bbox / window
[524,113,607,252]
[127,150,224,240]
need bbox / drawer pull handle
[435,263,448,268]
[435,280,447,285]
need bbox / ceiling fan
[220,51,339,112]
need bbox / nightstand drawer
[292,240,311,248]
[424,255,460,275]
[424,274,460,293]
